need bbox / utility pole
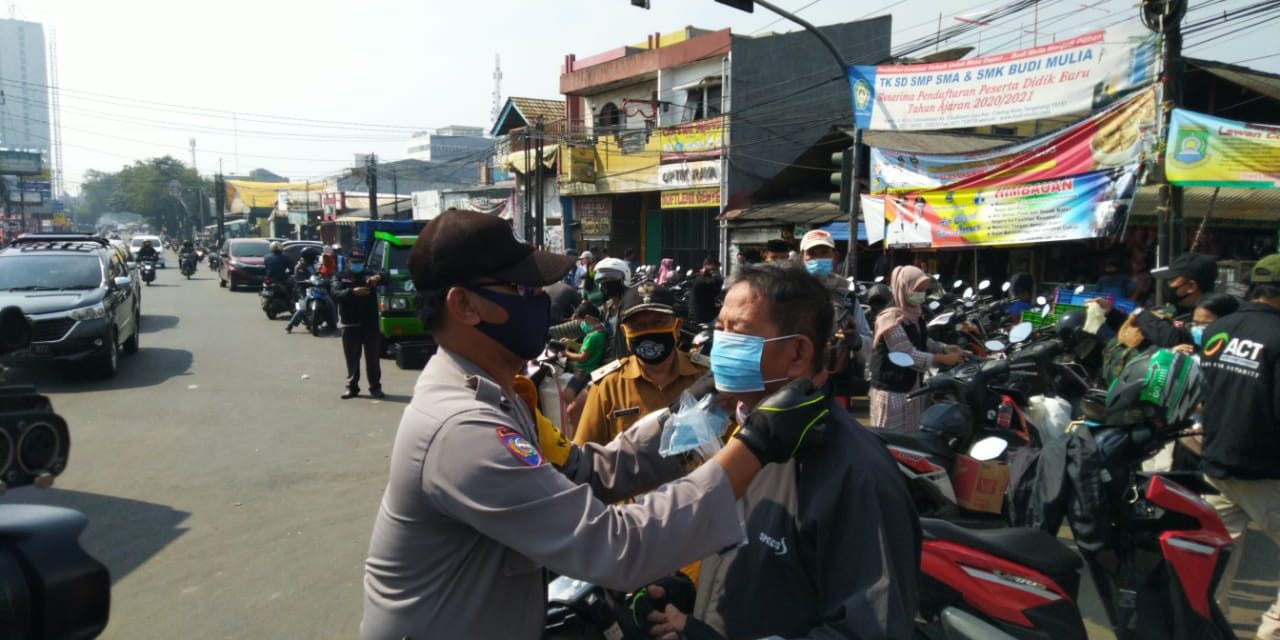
[522,129,531,241]
[215,173,226,244]
[366,154,379,221]
[1145,0,1187,303]
[392,169,399,219]
[535,116,546,249]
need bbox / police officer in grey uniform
[361,209,826,640]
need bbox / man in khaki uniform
[361,209,827,640]
[575,282,707,447]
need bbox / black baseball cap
[620,282,677,321]
[1150,252,1218,291]
[410,209,576,291]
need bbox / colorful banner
[882,166,1138,248]
[660,187,720,209]
[871,88,1157,193]
[849,24,1156,131]
[658,117,724,161]
[1166,109,1280,188]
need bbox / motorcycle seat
[873,429,956,461]
[922,518,1082,577]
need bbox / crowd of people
[347,207,1278,640]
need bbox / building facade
[404,127,492,162]
[0,18,50,154]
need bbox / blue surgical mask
[1190,325,1205,347]
[805,258,833,277]
[710,330,799,393]
[349,262,366,274]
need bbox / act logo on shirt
[1203,332,1230,358]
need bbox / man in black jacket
[646,265,920,640]
[1198,253,1280,640]
[333,249,384,399]
[1094,252,1218,348]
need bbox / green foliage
[76,156,211,232]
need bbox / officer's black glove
[623,572,696,635]
[734,378,828,466]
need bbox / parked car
[218,238,271,291]
[0,236,141,378]
[281,240,325,267]
[129,234,166,268]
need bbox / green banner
[1166,109,1280,188]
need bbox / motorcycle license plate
[31,344,50,355]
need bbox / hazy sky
[10,0,1279,192]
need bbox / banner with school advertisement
[1165,109,1280,188]
[883,166,1139,249]
[870,88,1157,193]
[849,24,1157,131]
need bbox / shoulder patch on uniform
[495,426,542,467]
[688,352,711,367]
[590,359,624,385]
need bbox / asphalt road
[3,250,1275,639]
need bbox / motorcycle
[139,256,157,286]
[259,278,293,320]
[207,253,222,272]
[301,275,335,336]
[179,252,198,279]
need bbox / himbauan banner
[881,166,1139,248]
[1166,109,1280,188]
[849,24,1156,131]
[871,89,1155,193]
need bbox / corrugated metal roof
[844,128,1013,154]
[1187,58,1280,103]
[720,198,843,224]
[1131,185,1280,223]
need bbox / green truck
[367,230,435,369]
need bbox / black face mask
[1163,282,1194,309]
[467,288,551,360]
[626,328,676,364]
[602,280,627,299]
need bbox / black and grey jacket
[692,401,921,639]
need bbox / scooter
[207,253,222,272]
[259,278,293,320]
[302,275,335,336]
[139,256,157,286]
[179,253,197,279]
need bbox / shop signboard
[577,196,612,240]
[1165,109,1280,188]
[882,165,1139,249]
[659,116,724,161]
[658,160,720,189]
[849,24,1156,131]
[562,146,596,183]
[0,151,42,176]
[660,187,720,209]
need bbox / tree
[76,156,212,235]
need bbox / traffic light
[715,0,755,11]
[830,147,853,213]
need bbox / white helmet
[593,257,631,285]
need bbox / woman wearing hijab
[868,265,965,431]
[656,258,676,285]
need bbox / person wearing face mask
[592,256,632,361]
[868,265,965,432]
[1092,252,1219,350]
[641,265,919,640]
[332,248,385,399]
[1172,292,1239,356]
[560,302,607,374]
[362,209,815,640]
[688,256,723,326]
[573,282,707,447]
[800,230,872,392]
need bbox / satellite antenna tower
[49,27,65,198]
[490,54,503,135]
[7,1,15,19]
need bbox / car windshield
[389,246,411,272]
[0,255,102,290]
[231,242,270,258]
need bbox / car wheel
[229,280,238,292]
[123,321,140,355]
[95,330,119,379]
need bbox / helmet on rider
[270,241,283,253]
[183,240,193,249]
[301,247,321,262]
[866,283,893,311]
[593,257,631,285]
[142,240,153,248]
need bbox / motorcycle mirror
[887,352,915,368]
[686,269,694,277]
[964,300,975,308]
[979,279,991,291]
[874,276,885,283]
[984,340,1007,353]
[1035,295,1048,306]
[1009,322,1034,343]
[1041,304,1052,318]
[1001,281,1011,292]
[969,437,1009,461]
[932,273,941,282]
[953,279,964,290]
[928,300,941,311]
[963,287,974,299]
[1074,284,1085,294]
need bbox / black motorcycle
[179,252,198,279]
[259,278,293,320]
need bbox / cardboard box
[952,454,1010,514]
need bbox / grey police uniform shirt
[361,348,745,640]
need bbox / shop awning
[720,198,843,225]
[1130,185,1280,224]
[815,221,868,242]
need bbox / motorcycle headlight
[388,297,409,311]
[69,303,108,321]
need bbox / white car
[129,235,166,268]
